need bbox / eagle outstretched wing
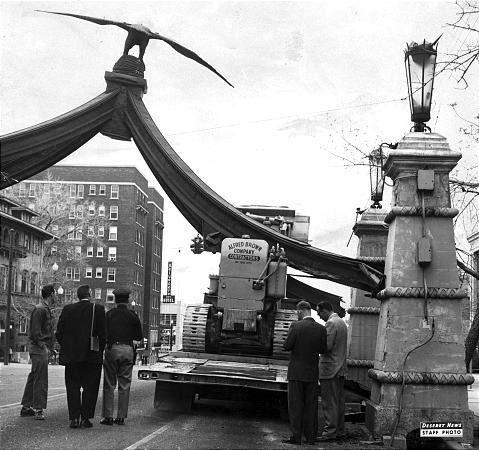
[36,10,132,32]
[149,32,234,88]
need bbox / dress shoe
[20,406,35,417]
[281,438,301,445]
[34,409,45,420]
[100,417,114,426]
[69,418,80,428]
[114,418,125,425]
[81,418,93,428]
[316,435,337,442]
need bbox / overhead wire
[164,97,406,137]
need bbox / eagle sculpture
[36,10,234,87]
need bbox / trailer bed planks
[138,351,289,412]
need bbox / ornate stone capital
[368,369,474,385]
[384,133,461,180]
[376,287,467,300]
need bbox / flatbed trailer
[138,351,289,415]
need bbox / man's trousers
[65,362,102,420]
[21,352,49,410]
[319,375,345,438]
[102,344,134,419]
[287,380,318,442]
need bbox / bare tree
[3,171,109,321]
[441,0,479,88]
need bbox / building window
[99,185,106,195]
[65,289,72,302]
[23,233,31,250]
[109,226,117,241]
[89,185,96,195]
[87,226,94,237]
[87,246,94,257]
[76,205,83,218]
[33,239,40,254]
[75,229,82,240]
[19,317,28,334]
[66,267,73,280]
[160,314,177,327]
[19,183,27,197]
[109,205,118,220]
[98,226,105,237]
[98,205,105,217]
[107,267,116,282]
[70,185,76,198]
[0,266,7,290]
[28,184,36,197]
[111,184,119,199]
[95,288,101,300]
[75,246,82,257]
[21,270,28,293]
[67,226,75,240]
[85,267,93,278]
[106,288,114,303]
[95,267,103,278]
[69,205,76,219]
[77,185,84,198]
[30,272,37,294]
[89,204,95,216]
[73,267,80,281]
[108,247,117,261]
[97,247,104,257]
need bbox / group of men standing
[283,300,348,445]
[19,282,346,440]
[19,284,143,428]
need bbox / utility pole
[4,229,14,365]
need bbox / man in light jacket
[316,301,348,442]
[20,284,56,420]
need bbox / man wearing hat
[100,288,143,426]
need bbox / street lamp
[57,286,64,295]
[52,262,59,272]
[369,147,385,209]
[368,143,398,209]
[404,37,440,132]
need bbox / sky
[1,0,478,310]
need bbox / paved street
[0,363,376,449]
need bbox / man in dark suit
[100,288,143,426]
[282,300,327,445]
[316,301,348,442]
[56,285,106,429]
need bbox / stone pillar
[365,133,474,445]
[347,208,388,390]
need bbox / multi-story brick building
[0,195,55,359]
[5,166,165,345]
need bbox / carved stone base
[113,55,145,78]
[366,398,474,445]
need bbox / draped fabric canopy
[0,70,384,293]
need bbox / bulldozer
[182,235,297,359]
